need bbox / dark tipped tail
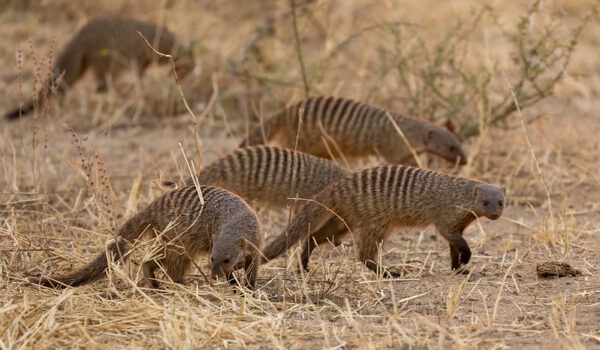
[28,239,131,288]
[4,101,35,120]
[29,212,150,289]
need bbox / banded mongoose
[181,146,349,207]
[262,165,505,276]
[5,17,193,120]
[29,186,263,289]
[239,96,468,166]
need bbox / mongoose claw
[452,266,470,275]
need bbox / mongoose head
[210,237,245,279]
[473,184,506,220]
[424,126,468,165]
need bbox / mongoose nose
[489,213,500,220]
[458,155,468,165]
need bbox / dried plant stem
[506,75,555,228]
[386,112,423,168]
[136,31,203,168]
[290,0,310,98]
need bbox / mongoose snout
[425,128,468,165]
[210,240,245,281]
[473,184,506,220]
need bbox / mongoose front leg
[299,218,348,272]
[243,253,259,289]
[227,272,240,287]
[442,232,471,273]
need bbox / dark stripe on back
[394,166,407,209]
[333,99,357,135]
[325,97,344,130]
[317,96,335,126]
[255,147,265,188]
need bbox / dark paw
[383,270,401,279]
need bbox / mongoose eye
[482,200,489,206]
[223,259,230,264]
[498,201,504,207]
[449,146,456,152]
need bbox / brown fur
[262,165,505,276]
[28,186,263,289]
[5,17,193,120]
[188,146,349,207]
[239,96,467,166]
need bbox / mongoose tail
[28,217,146,288]
[263,166,506,276]
[262,201,334,261]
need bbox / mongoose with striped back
[176,146,349,208]
[238,96,468,166]
[262,165,505,276]
[29,186,263,289]
[5,17,193,120]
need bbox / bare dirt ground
[1,1,599,349]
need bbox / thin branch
[291,0,310,98]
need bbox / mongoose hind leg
[357,224,400,278]
[243,253,260,289]
[300,218,348,272]
[141,259,162,288]
[164,250,192,285]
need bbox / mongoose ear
[444,119,456,134]
[472,185,481,198]
[236,237,246,247]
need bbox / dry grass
[1,0,599,348]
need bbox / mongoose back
[239,96,467,166]
[263,165,505,276]
[29,186,263,289]
[189,146,349,207]
[5,17,193,120]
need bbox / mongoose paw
[383,270,401,279]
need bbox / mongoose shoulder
[5,16,193,120]
[187,146,349,208]
[238,96,467,166]
[29,186,263,289]
[262,165,505,276]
